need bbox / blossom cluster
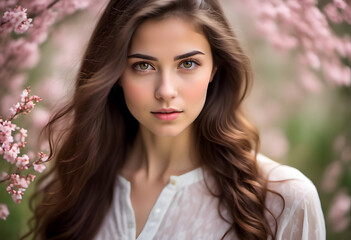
[0,5,32,34]
[324,0,351,24]
[0,0,92,222]
[0,1,92,115]
[245,0,351,88]
[0,87,46,220]
[9,87,42,119]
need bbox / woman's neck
[123,126,200,182]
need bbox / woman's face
[120,16,216,137]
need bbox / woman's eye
[179,60,198,70]
[133,62,154,71]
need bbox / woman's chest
[129,181,165,238]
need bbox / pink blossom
[33,163,46,173]
[0,172,9,181]
[344,6,351,24]
[0,0,16,9]
[0,204,9,220]
[15,18,32,34]
[25,101,34,110]
[260,3,277,19]
[27,174,36,182]
[11,191,23,204]
[328,190,351,232]
[275,4,291,20]
[287,0,302,11]
[256,19,278,36]
[299,0,318,7]
[0,142,11,155]
[1,6,33,35]
[3,143,20,164]
[38,152,48,162]
[19,128,28,142]
[16,154,30,168]
[9,39,39,69]
[333,0,347,10]
[9,102,20,118]
[322,161,342,193]
[14,128,28,143]
[271,33,297,50]
[27,10,57,44]
[324,4,344,23]
[20,89,29,102]
[54,0,91,16]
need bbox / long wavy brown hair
[22,0,283,239]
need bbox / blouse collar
[117,166,204,191]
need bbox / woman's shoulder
[256,153,319,206]
[256,153,316,191]
[256,154,326,239]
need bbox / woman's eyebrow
[127,54,157,61]
[174,50,204,60]
[127,50,205,61]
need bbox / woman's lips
[151,109,183,121]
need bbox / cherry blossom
[328,189,351,232]
[0,87,45,219]
[1,6,32,34]
[33,163,46,173]
[0,204,9,220]
[244,0,351,86]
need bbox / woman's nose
[154,71,178,101]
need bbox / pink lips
[151,108,183,121]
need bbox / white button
[170,179,177,186]
[128,222,134,228]
[155,208,161,215]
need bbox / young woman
[24,0,325,239]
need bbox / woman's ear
[210,66,218,82]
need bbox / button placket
[124,181,136,239]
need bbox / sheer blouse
[95,154,325,239]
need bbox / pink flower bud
[0,172,8,181]
[0,204,9,220]
[333,0,347,10]
[33,163,46,173]
[11,192,22,204]
[20,89,29,102]
[39,152,48,162]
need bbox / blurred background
[0,0,350,239]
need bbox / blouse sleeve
[278,181,326,240]
[258,155,326,239]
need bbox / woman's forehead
[128,16,211,58]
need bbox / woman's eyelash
[132,62,155,71]
[178,59,201,69]
[131,59,201,71]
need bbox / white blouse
[95,154,325,240]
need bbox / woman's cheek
[122,79,150,112]
[184,76,211,105]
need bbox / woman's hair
[23,0,283,239]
